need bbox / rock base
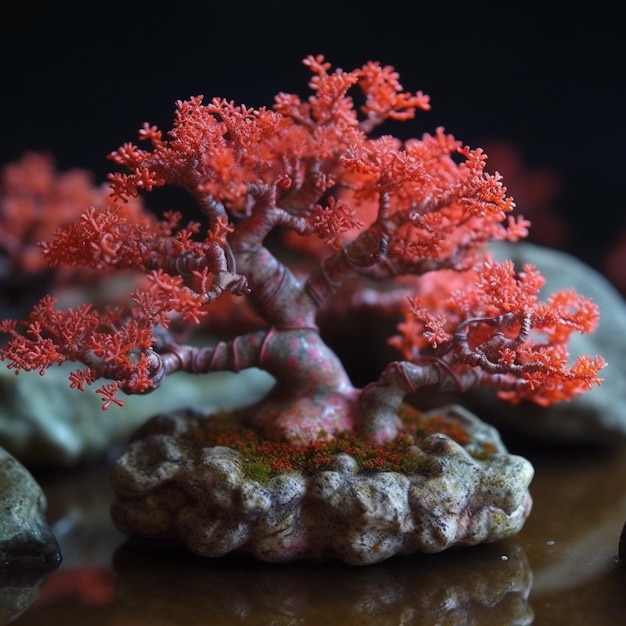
[111,406,533,565]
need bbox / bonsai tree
[0,55,604,445]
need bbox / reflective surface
[4,440,626,625]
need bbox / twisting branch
[356,358,529,443]
[450,311,543,376]
[149,329,269,386]
[305,195,393,306]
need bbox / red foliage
[0,55,605,435]
[391,259,603,406]
[0,153,145,273]
[0,294,156,405]
[479,142,570,250]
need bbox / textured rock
[427,242,626,446]
[0,446,61,568]
[0,363,274,467]
[111,406,533,565]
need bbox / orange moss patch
[186,404,498,483]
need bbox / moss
[185,404,497,483]
[241,459,273,484]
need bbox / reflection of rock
[111,406,533,564]
[0,363,274,467]
[479,242,626,445]
[0,447,61,568]
[0,569,50,626]
[111,540,533,625]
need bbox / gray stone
[0,363,274,467]
[472,242,626,445]
[111,406,533,565]
[0,446,61,568]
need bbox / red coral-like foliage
[0,294,155,407]
[391,259,603,405]
[0,152,146,273]
[0,55,605,430]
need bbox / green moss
[185,405,497,484]
[241,460,273,484]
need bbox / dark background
[1,2,624,272]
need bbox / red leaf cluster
[392,259,605,404]
[0,153,144,273]
[0,55,605,423]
